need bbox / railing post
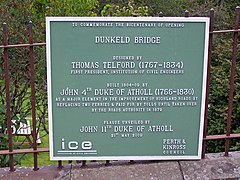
[202,8,214,159]
[2,22,15,172]
[29,21,38,170]
[225,6,240,157]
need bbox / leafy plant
[101,1,148,16]
[0,104,8,167]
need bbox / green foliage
[31,0,98,35]
[204,23,240,152]
[0,104,8,167]
[101,1,148,16]
[203,1,240,152]
[31,0,98,17]
[0,104,22,167]
[137,0,190,16]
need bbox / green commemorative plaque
[46,17,209,160]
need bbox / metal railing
[0,7,240,171]
[202,7,240,158]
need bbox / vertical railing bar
[29,21,38,170]
[184,10,189,17]
[3,22,15,172]
[202,8,214,159]
[224,6,240,157]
